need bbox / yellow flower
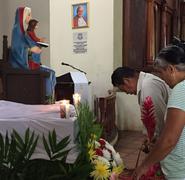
[112,164,124,175]
[90,160,110,180]
[88,141,94,149]
[88,135,97,149]
[89,148,96,161]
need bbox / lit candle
[59,100,70,118]
[73,93,81,107]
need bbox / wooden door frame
[122,0,181,70]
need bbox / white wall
[0,0,50,66]
[50,0,114,97]
[116,93,143,131]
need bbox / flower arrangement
[140,96,165,180]
[141,96,156,141]
[88,137,124,180]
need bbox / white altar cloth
[0,100,78,163]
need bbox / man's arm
[134,108,185,179]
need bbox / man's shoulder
[141,72,169,90]
[143,72,165,83]
[139,72,170,102]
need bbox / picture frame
[72,2,89,29]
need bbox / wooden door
[180,2,185,40]
[122,0,147,69]
[122,0,181,71]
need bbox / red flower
[98,138,106,148]
[141,96,156,141]
[95,148,103,156]
[139,163,164,180]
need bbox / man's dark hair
[111,67,136,86]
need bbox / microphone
[61,62,87,74]
[61,62,69,66]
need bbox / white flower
[103,149,111,161]
[111,160,117,167]
[97,156,110,167]
[95,141,100,148]
[105,142,116,154]
[113,153,123,166]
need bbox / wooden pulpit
[55,72,91,105]
[55,73,74,103]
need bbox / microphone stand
[61,62,87,74]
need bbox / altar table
[0,100,78,163]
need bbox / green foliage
[22,126,92,180]
[76,103,102,152]
[0,128,38,180]
[47,162,92,180]
[43,129,71,161]
[20,159,61,180]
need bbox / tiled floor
[115,130,147,169]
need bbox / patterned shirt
[161,80,185,180]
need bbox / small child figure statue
[27,19,46,69]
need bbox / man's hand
[142,136,157,153]
[142,138,150,153]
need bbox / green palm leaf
[27,135,39,160]
[55,136,70,153]
[12,130,24,151]
[43,135,51,159]
[25,131,35,153]
[4,132,10,159]
[0,133,4,162]
[51,149,71,160]
[24,128,30,148]
[48,131,55,153]
[52,130,57,148]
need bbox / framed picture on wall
[72,2,89,29]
